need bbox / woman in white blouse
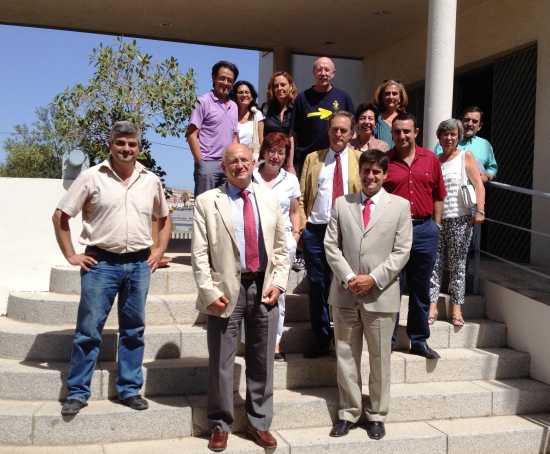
[232,80,264,161]
[253,132,301,361]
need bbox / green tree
[0,106,64,178]
[53,37,196,183]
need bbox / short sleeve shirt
[253,167,301,232]
[189,91,238,161]
[57,159,170,253]
[383,146,447,218]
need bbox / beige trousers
[333,304,397,423]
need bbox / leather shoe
[329,419,355,437]
[120,395,149,410]
[410,343,440,359]
[61,398,87,416]
[365,421,386,440]
[246,426,277,448]
[208,429,229,452]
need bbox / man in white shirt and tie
[298,111,362,357]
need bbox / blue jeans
[66,249,151,402]
[393,218,439,348]
[302,223,332,349]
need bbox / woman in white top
[253,132,301,361]
[231,80,264,161]
[429,119,485,326]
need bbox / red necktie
[241,190,260,272]
[363,198,373,228]
[332,152,344,207]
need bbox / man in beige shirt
[52,121,171,416]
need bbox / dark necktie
[363,198,373,228]
[240,190,260,272]
[332,152,344,207]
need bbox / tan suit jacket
[324,189,412,312]
[191,182,290,317]
[299,147,362,229]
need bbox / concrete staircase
[1,255,549,453]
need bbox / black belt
[241,271,264,282]
[305,222,328,231]
[85,246,150,263]
[412,217,432,225]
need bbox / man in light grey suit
[192,143,290,452]
[324,149,412,440]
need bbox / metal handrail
[487,180,550,199]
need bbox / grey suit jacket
[191,182,290,317]
[324,189,412,313]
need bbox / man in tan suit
[324,149,412,440]
[192,143,290,452]
[299,111,362,357]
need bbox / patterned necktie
[240,190,260,272]
[332,152,344,207]
[363,198,373,228]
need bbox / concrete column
[422,0,457,151]
[273,46,292,73]
[530,0,550,266]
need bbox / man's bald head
[222,143,255,189]
[312,57,336,92]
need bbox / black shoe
[330,419,355,437]
[303,345,331,358]
[410,343,440,359]
[120,395,149,410]
[365,421,386,440]
[274,352,286,362]
[61,398,87,416]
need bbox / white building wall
[0,178,83,314]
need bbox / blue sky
[0,24,260,189]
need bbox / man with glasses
[187,60,240,196]
[192,143,289,452]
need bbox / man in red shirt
[383,112,446,359]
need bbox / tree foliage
[0,106,63,178]
[53,37,196,181]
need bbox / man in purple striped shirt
[186,60,240,196]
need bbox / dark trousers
[393,218,439,348]
[302,222,333,349]
[207,275,278,432]
[194,159,226,197]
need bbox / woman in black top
[263,71,298,173]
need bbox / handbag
[460,151,477,209]
[250,107,261,162]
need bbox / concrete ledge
[0,397,192,446]
[277,422,446,454]
[7,291,204,326]
[428,415,545,454]
[49,264,196,295]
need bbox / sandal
[428,311,438,325]
[451,316,465,327]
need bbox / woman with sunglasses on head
[231,80,264,161]
[372,79,409,149]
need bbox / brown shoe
[246,426,277,448]
[208,429,229,452]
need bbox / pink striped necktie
[240,190,260,272]
[363,198,373,228]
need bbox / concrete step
[188,378,550,434]
[1,414,546,453]
[0,396,192,446]
[7,291,205,326]
[49,262,196,295]
[0,316,506,362]
[6,292,310,326]
[0,348,531,400]
[400,294,485,321]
